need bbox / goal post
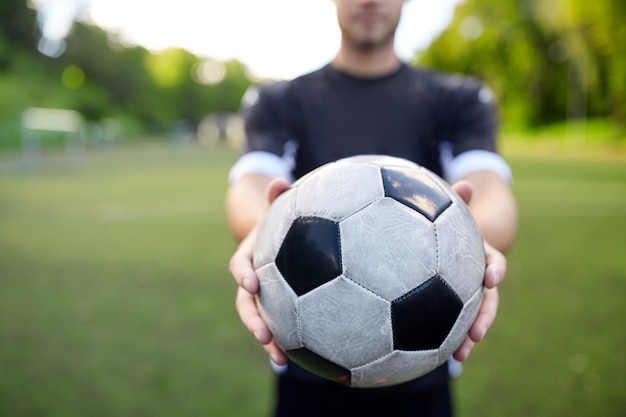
[21,107,84,169]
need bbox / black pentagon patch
[276,217,341,296]
[381,167,452,221]
[391,275,463,351]
[288,347,352,386]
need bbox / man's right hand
[228,178,291,365]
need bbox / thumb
[451,180,473,206]
[267,178,291,204]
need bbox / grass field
[0,141,625,417]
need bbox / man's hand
[228,178,291,365]
[451,181,507,361]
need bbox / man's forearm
[464,171,518,254]
[226,173,274,242]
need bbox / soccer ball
[253,155,485,388]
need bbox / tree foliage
[416,0,626,131]
[3,0,623,147]
[0,0,252,146]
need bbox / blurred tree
[0,0,39,53]
[0,0,253,145]
[61,25,252,129]
[416,0,626,132]
[200,60,253,114]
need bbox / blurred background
[0,0,624,416]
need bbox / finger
[451,180,473,205]
[483,242,507,289]
[453,287,499,361]
[235,287,289,365]
[453,335,475,362]
[229,256,258,294]
[468,287,499,343]
[267,178,291,204]
[235,286,272,345]
[263,341,289,366]
[229,231,260,294]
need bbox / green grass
[500,118,626,163]
[0,144,273,417]
[0,140,625,417]
[454,157,626,417]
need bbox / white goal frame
[21,107,84,169]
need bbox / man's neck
[332,42,401,78]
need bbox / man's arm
[226,173,291,365]
[463,171,518,254]
[226,173,275,242]
[451,170,517,360]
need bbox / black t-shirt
[243,63,498,180]
[241,63,497,390]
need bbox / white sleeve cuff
[231,147,512,185]
[228,151,295,183]
[442,149,513,183]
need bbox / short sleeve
[437,76,498,156]
[228,82,299,183]
[243,81,294,156]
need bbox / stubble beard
[345,13,400,53]
[349,25,396,52]
[355,33,394,52]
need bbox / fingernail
[478,326,487,341]
[242,277,252,292]
[270,352,284,365]
[493,269,502,285]
[486,268,500,288]
[242,271,256,292]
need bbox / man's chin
[354,37,392,52]
[356,40,378,51]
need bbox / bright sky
[36,0,461,80]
